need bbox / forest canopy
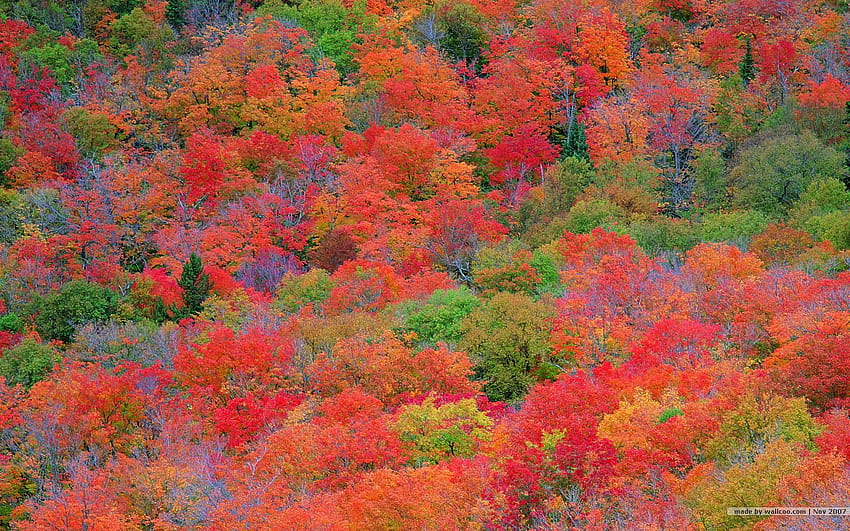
[0,0,850,528]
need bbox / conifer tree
[179,252,211,316]
[739,38,755,87]
[165,0,187,29]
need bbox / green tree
[274,269,334,315]
[257,0,373,73]
[109,7,174,59]
[728,131,847,217]
[622,216,699,254]
[19,43,74,86]
[691,150,727,210]
[178,253,211,316]
[459,292,556,402]
[0,338,59,387]
[0,313,22,333]
[704,394,821,466]
[438,2,486,67]
[564,199,624,234]
[0,138,22,187]
[165,0,187,29]
[542,156,594,216]
[700,209,771,244]
[34,281,119,342]
[392,397,493,465]
[739,37,755,87]
[61,108,118,160]
[406,287,480,347]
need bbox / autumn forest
[0,0,849,528]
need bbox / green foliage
[0,188,68,245]
[795,178,850,213]
[274,269,334,314]
[791,177,850,224]
[459,292,556,402]
[257,0,373,73]
[406,287,479,347]
[0,313,22,333]
[109,7,174,58]
[61,107,118,159]
[715,75,757,141]
[658,407,683,424]
[19,42,73,86]
[34,281,119,342]
[472,247,542,296]
[530,248,562,295]
[436,2,487,67]
[700,209,771,244]
[178,253,211,317]
[542,156,594,214]
[790,178,850,249]
[520,215,571,248]
[704,394,821,466]
[4,0,78,34]
[78,0,144,33]
[0,91,11,129]
[739,37,755,87]
[761,101,797,131]
[0,137,23,186]
[691,150,727,210]
[0,338,59,387]
[597,158,659,191]
[687,439,802,530]
[623,216,699,254]
[518,158,595,241]
[17,37,101,92]
[729,131,846,216]
[552,120,589,161]
[165,0,187,29]
[564,199,624,233]
[393,397,493,465]
[472,240,526,272]
[805,211,850,250]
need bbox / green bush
[0,188,68,246]
[459,292,556,402]
[62,108,118,159]
[274,269,334,314]
[564,199,624,234]
[406,287,480,347]
[658,407,684,424]
[700,209,771,244]
[795,178,850,214]
[805,211,850,250]
[0,137,22,184]
[0,339,59,387]
[110,7,174,58]
[691,150,727,210]
[257,0,374,73]
[19,42,74,86]
[530,248,562,295]
[624,216,699,254]
[728,131,847,217]
[0,313,22,333]
[178,253,210,317]
[436,2,487,66]
[34,280,119,342]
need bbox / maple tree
[3,0,850,527]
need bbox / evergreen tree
[739,38,755,87]
[179,252,211,316]
[165,0,187,30]
[844,101,850,182]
